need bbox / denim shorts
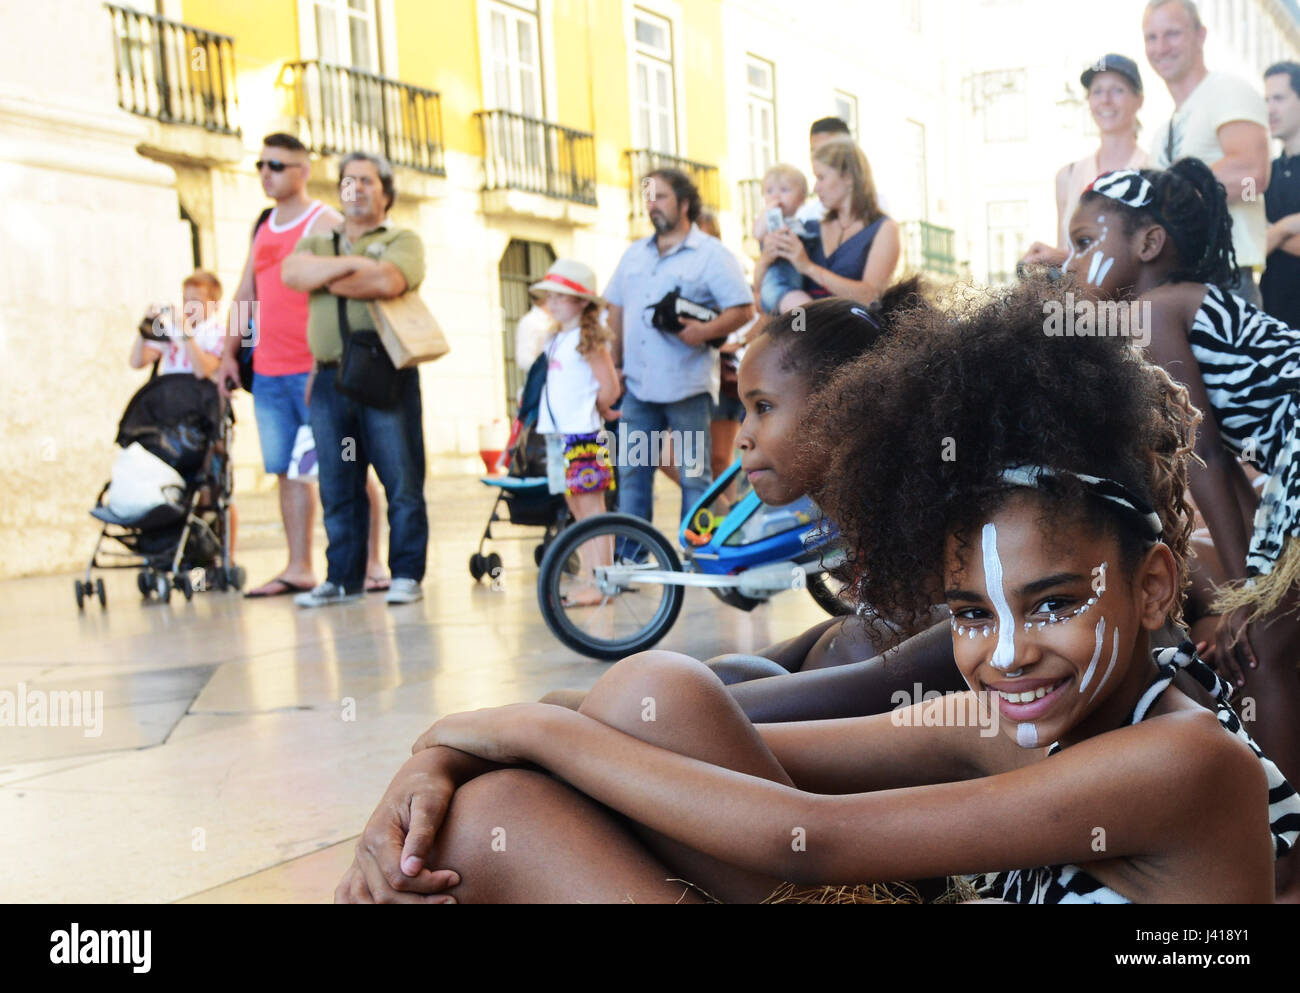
[253,371,313,475]
[760,259,804,314]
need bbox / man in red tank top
[219,134,388,597]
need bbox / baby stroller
[76,373,244,608]
[469,418,571,581]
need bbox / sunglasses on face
[255,159,301,173]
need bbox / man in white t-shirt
[1143,0,1271,304]
[514,294,552,374]
[129,271,225,378]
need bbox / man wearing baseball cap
[1143,0,1271,304]
[1021,54,1149,268]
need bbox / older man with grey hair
[281,152,429,607]
[1143,0,1271,303]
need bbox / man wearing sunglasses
[219,133,344,599]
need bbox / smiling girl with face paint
[337,281,1298,906]
[1064,163,1300,881]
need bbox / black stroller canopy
[115,375,222,476]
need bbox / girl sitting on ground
[1062,159,1300,809]
[337,281,1299,904]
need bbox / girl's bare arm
[477,700,1263,894]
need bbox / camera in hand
[138,305,173,343]
[647,289,723,349]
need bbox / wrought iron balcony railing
[625,149,720,219]
[903,219,958,276]
[105,3,239,134]
[737,178,765,238]
[281,60,445,175]
[475,109,596,206]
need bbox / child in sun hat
[532,259,623,607]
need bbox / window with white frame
[311,0,380,71]
[631,8,676,153]
[834,90,858,139]
[746,55,776,178]
[980,69,1027,142]
[987,200,1029,284]
[487,0,544,117]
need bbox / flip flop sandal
[244,578,314,598]
[365,576,391,593]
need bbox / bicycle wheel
[537,513,684,660]
[807,570,854,617]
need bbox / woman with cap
[532,260,623,607]
[1022,54,1149,268]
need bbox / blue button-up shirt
[605,224,752,404]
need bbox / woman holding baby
[752,137,901,314]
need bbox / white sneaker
[294,581,363,608]
[385,578,423,604]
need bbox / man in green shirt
[281,152,428,607]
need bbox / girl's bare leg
[710,418,741,485]
[443,652,795,902]
[365,472,387,584]
[430,768,704,904]
[575,651,794,901]
[565,490,611,606]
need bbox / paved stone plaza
[0,474,826,903]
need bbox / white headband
[999,465,1163,539]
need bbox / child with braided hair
[1064,160,1300,836]
[337,281,1298,904]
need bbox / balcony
[105,3,239,136]
[625,149,719,220]
[902,220,958,277]
[475,110,597,221]
[280,61,446,176]
[737,178,764,243]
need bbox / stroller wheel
[534,543,547,566]
[137,570,152,599]
[179,573,194,602]
[486,552,503,577]
[156,573,172,604]
[807,571,854,618]
[74,580,85,610]
[469,553,487,582]
[229,565,246,591]
[211,568,228,593]
[95,578,106,608]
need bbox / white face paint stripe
[1077,616,1107,693]
[1089,627,1121,702]
[1096,256,1116,284]
[982,524,1017,670]
[1017,722,1038,748]
[1087,250,1103,285]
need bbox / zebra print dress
[1187,285,1300,580]
[973,642,1300,904]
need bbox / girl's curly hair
[806,276,1200,631]
[572,300,612,357]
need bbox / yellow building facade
[2,0,962,578]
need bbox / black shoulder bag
[332,230,401,409]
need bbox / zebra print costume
[973,642,1300,903]
[1188,284,1300,581]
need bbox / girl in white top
[1022,56,1150,268]
[532,260,622,607]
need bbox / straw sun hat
[529,259,601,303]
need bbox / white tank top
[537,328,601,435]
